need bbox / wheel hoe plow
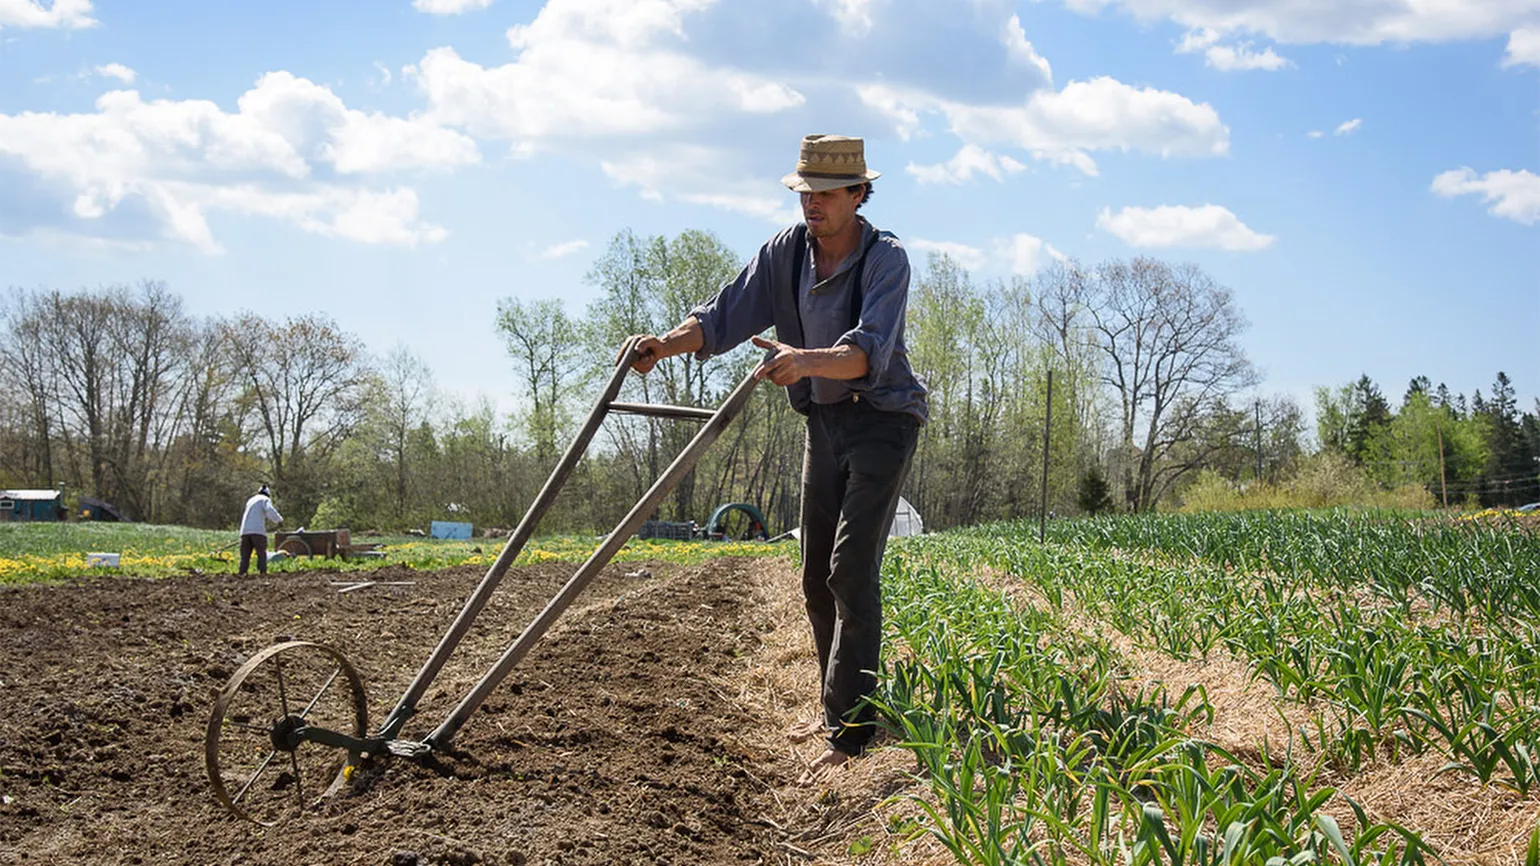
[205,340,763,824]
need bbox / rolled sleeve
[690,243,776,360]
[833,239,909,391]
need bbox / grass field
[0,521,788,584]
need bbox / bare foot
[786,718,825,744]
[796,747,853,786]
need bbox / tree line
[3,232,1535,535]
[1314,372,1540,508]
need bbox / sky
[1,0,1537,425]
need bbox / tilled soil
[0,557,801,865]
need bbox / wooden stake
[1040,370,1053,544]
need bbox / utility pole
[1436,420,1449,509]
[1040,370,1053,544]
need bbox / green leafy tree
[1363,388,1487,505]
[581,228,750,523]
[494,297,585,465]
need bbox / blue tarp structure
[430,520,473,540]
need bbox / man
[628,134,927,781]
[238,484,283,576]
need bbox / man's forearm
[657,317,704,359]
[797,344,869,381]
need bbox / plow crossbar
[607,401,718,421]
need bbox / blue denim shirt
[690,217,929,423]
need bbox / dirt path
[0,557,810,865]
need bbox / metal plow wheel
[205,641,368,826]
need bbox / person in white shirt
[238,485,283,575]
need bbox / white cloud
[1204,42,1290,70]
[908,238,988,272]
[814,0,874,35]
[1176,26,1222,51]
[233,72,479,174]
[599,148,801,224]
[1097,204,1276,251]
[907,144,1026,185]
[857,84,924,141]
[1306,129,1324,138]
[1176,26,1291,70]
[95,63,136,84]
[409,0,803,145]
[0,0,96,29]
[597,151,800,226]
[323,188,447,245]
[1334,117,1362,135]
[506,0,713,52]
[413,0,493,14]
[1060,0,1540,47]
[861,76,1228,177]
[1431,167,1540,225]
[0,74,471,250]
[997,233,1066,275]
[1503,27,1540,67]
[1002,14,1054,86]
[371,61,393,88]
[201,185,448,250]
[680,191,802,225]
[539,238,590,259]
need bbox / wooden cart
[273,529,383,560]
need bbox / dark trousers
[801,399,919,755]
[238,533,268,575]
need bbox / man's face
[800,185,863,239]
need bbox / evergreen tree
[1077,464,1113,514]
[1345,375,1391,466]
[1476,372,1532,506]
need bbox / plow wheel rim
[278,538,311,558]
[205,640,369,825]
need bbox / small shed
[0,489,64,522]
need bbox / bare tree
[0,289,59,486]
[103,281,194,519]
[160,321,252,526]
[1086,259,1256,510]
[376,344,438,520]
[1031,260,1108,455]
[1033,259,1254,510]
[37,289,117,502]
[223,312,370,514]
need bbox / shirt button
[852,394,860,402]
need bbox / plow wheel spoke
[205,641,368,826]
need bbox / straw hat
[781,134,881,193]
